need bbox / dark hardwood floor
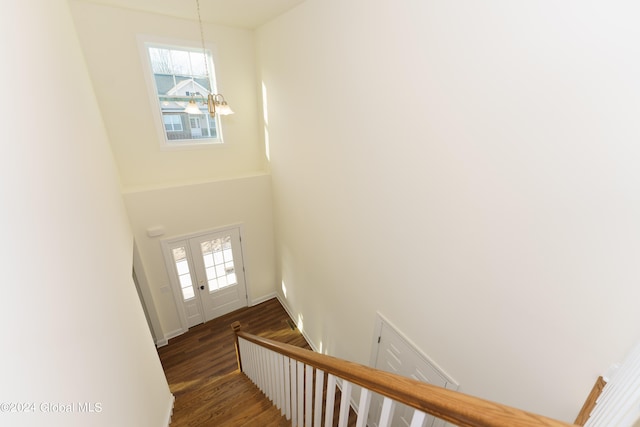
[157,298,313,426]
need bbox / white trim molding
[275,293,319,353]
[156,328,186,348]
[251,292,277,306]
[163,394,175,427]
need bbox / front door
[163,227,248,329]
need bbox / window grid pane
[203,253,214,268]
[200,236,237,293]
[146,43,221,144]
[172,247,195,301]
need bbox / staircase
[172,370,288,426]
[232,323,574,427]
[159,299,629,427]
[158,298,309,426]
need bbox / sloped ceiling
[72,0,305,29]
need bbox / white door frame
[133,241,164,344]
[369,313,458,389]
[161,224,249,332]
[369,313,459,427]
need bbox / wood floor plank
[158,298,356,426]
[158,298,309,426]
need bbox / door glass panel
[176,259,189,275]
[215,264,226,277]
[214,251,224,265]
[172,247,195,300]
[178,274,194,300]
[203,253,214,268]
[200,235,237,292]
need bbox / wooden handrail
[574,376,606,426]
[231,323,576,427]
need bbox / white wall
[69,1,266,189]
[70,1,276,340]
[0,1,172,426]
[123,174,276,337]
[257,0,640,421]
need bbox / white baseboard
[156,328,185,347]
[275,294,319,353]
[250,292,277,306]
[163,393,175,427]
[275,293,295,323]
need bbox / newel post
[231,321,243,372]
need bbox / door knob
[200,285,205,290]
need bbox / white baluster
[239,339,248,376]
[259,346,267,393]
[604,377,640,426]
[305,364,314,426]
[264,347,271,395]
[378,397,395,427]
[324,374,337,427]
[291,358,298,426]
[272,352,279,404]
[314,369,325,427]
[355,388,372,427]
[252,344,260,389]
[409,410,427,427]
[238,339,247,375]
[270,352,277,406]
[238,339,245,367]
[297,361,305,427]
[337,380,353,427]
[587,342,640,427]
[264,349,271,400]
[247,340,255,381]
[277,353,285,415]
[237,338,441,427]
[284,356,292,421]
[247,340,255,379]
[250,341,258,384]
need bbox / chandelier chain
[196,0,212,94]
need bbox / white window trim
[137,34,226,151]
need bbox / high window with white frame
[143,42,223,146]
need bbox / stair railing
[231,322,575,427]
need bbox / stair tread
[158,299,302,426]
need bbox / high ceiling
[73,0,305,29]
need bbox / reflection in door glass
[201,235,237,292]
[172,247,195,300]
